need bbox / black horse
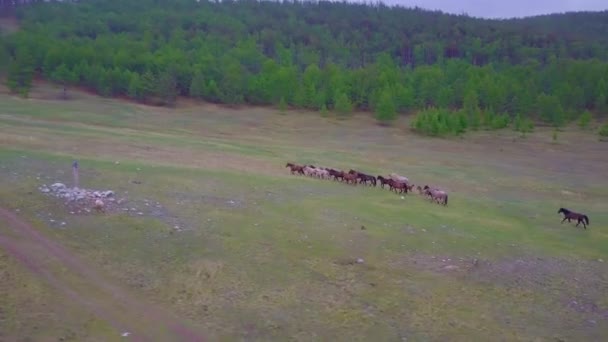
[558,208,589,229]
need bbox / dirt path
[0,206,207,342]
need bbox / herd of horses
[285,162,448,205]
[285,163,591,229]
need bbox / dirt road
[0,206,206,342]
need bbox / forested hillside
[1,0,608,134]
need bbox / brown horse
[558,208,589,229]
[343,172,359,185]
[377,175,391,189]
[389,179,408,194]
[286,163,304,175]
[328,169,345,181]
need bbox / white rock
[50,183,66,190]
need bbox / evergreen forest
[1,0,608,135]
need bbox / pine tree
[6,48,35,98]
[375,88,397,124]
[334,92,352,116]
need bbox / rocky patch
[39,182,121,214]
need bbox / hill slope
[1,0,607,131]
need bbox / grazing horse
[424,186,448,206]
[558,208,589,229]
[286,163,304,175]
[377,175,392,189]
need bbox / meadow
[1,83,607,341]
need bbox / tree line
[1,0,608,135]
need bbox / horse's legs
[561,217,568,224]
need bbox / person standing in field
[72,160,79,189]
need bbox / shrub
[278,97,287,114]
[578,111,592,129]
[375,88,398,124]
[334,92,352,115]
[513,113,534,137]
[599,123,608,140]
[320,103,328,117]
[489,112,510,130]
[411,107,466,136]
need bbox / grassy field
[1,83,607,341]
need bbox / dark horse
[377,175,391,189]
[285,162,304,175]
[558,208,589,229]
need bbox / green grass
[1,84,607,341]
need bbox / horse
[424,187,448,206]
[315,168,330,179]
[302,165,315,177]
[358,173,376,186]
[349,169,375,187]
[558,208,589,229]
[389,173,409,184]
[377,175,392,189]
[343,172,359,185]
[416,185,424,195]
[328,169,345,181]
[388,179,408,194]
[286,163,304,175]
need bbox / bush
[578,111,592,129]
[320,103,328,117]
[489,112,510,130]
[599,123,608,139]
[334,92,353,115]
[513,113,534,137]
[278,97,287,114]
[411,107,466,136]
[375,88,398,124]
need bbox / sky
[378,0,608,19]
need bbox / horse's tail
[584,215,589,225]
